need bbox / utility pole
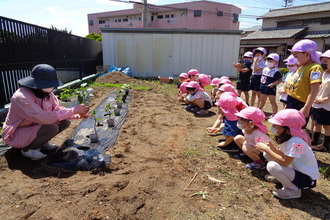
[142,0,147,27]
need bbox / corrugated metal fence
[0,16,103,108]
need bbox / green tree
[50,25,72,34]
[85,33,102,42]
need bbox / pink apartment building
[88,1,241,34]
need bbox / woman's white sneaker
[21,149,47,160]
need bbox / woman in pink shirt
[2,64,90,160]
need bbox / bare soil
[0,72,329,220]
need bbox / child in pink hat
[219,84,239,96]
[187,69,199,82]
[179,72,189,82]
[177,81,189,103]
[207,91,248,135]
[233,51,253,105]
[278,55,299,107]
[234,107,271,170]
[258,53,282,117]
[311,49,330,152]
[250,47,267,107]
[177,73,189,102]
[210,77,220,104]
[255,109,320,199]
[184,81,213,115]
[215,92,245,152]
[284,39,322,130]
[214,78,234,101]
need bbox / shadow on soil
[250,159,330,220]
[4,148,77,179]
[279,190,330,219]
[193,110,217,118]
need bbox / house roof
[302,31,330,39]
[241,26,308,40]
[258,1,330,19]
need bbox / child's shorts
[286,96,309,128]
[236,81,250,92]
[222,118,242,137]
[203,101,212,110]
[260,84,276,96]
[312,107,330,125]
[292,170,317,189]
[249,75,261,92]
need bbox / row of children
[176,39,329,199]
[233,39,329,153]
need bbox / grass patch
[92,82,124,88]
[182,145,202,157]
[131,83,151,90]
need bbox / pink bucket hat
[219,78,234,86]
[268,109,308,143]
[179,73,188,79]
[211,77,220,86]
[219,76,230,80]
[218,92,238,121]
[186,81,204,91]
[198,74,212,86]
[219,84,239,96]
[284,55,298,65]
[289,39,321,64]
[320,50,330,59]
[179,81,189,94]
[188,69,200,76]
[243,51,253,58]
[266,53,279,62]
[235,107,267,134]
[253,47,267,55]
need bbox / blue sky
[0,0,325,37]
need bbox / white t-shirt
[312,72,330,111]
[185,91,213,103]
[244,129,270,146]
[279,137,320,180]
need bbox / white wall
[102,30,241,78]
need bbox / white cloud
[45,6,68,16]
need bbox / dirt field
[0,72,329,220]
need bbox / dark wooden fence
[0,16,103,108]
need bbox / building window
[194,10,202,17]
[171,14,174,18]
[232,13,238,23]
[151,16,154,21]
[89,20,94,25]
[277,22,286,27]
[165,14,170,19]
[320,18,330,25]
[157,15,164,19]
[139,17,141,20]
[123,18,128,22]
[118,19,122,22]
[217,11,223,16]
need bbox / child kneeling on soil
[207,88,247,136]
[255,109,320,199]
[184,81,212,115]
[177,81,189,103]
[216,92,245,152]
[234,107,270,170]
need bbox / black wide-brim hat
[18,64,63,89]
